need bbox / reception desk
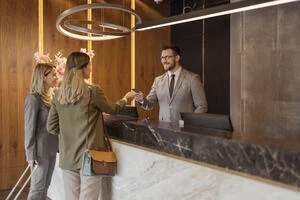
[48,119,300,199]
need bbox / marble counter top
[106,118,300,188]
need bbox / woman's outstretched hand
[124,91,136,102]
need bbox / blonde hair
[57,52,90,104]
[30,63,56,106]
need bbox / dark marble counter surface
[106,118,300,188]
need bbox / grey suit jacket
[140,68,208,122]
[24,94,58,161]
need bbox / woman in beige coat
[47,52,135,200]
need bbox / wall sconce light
[135,0,299,31]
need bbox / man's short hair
[162,44,181,56]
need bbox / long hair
[30,63,56,106]
[57,52,90,104]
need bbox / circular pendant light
[56,3,142,41]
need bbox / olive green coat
[47,85,126,170]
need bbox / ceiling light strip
[135,0,299,31]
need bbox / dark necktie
[169,74,175,97]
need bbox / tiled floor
[0,186,30,200]
[0,186,51,200]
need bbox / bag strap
[102,116,113,152]
[85,87,113,152]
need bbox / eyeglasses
[160,55,176,61]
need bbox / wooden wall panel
[43,0,87,59]
[92,0,132,101]
[92,38,131,101]
[0,0,38,189]
[135,0,170,120]
[0,0,170,190]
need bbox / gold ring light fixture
[56,3,142,41]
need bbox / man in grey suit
[135,45,208,123]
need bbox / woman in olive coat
[47,52,135,200]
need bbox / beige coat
[47,85,126,170]
[140,68,208,122]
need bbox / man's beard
[164,62,176,71]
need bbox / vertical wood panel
[0,0,38,189]
[92,0,132,101]
[43,0,87,59]
[0,0,170,190]
[135,0,170,120]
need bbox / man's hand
[134,92,144,103]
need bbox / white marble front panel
[48,141,300,200]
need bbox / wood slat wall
[0,0,39,189]
[92,0,132,101]
[43,0,87,61]
[0,0,170,189]
[135,0,170,120]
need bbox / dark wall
[170,1,230,115]
[204,16,230,115]
[171,21,203,77]
[171,0,230,16]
